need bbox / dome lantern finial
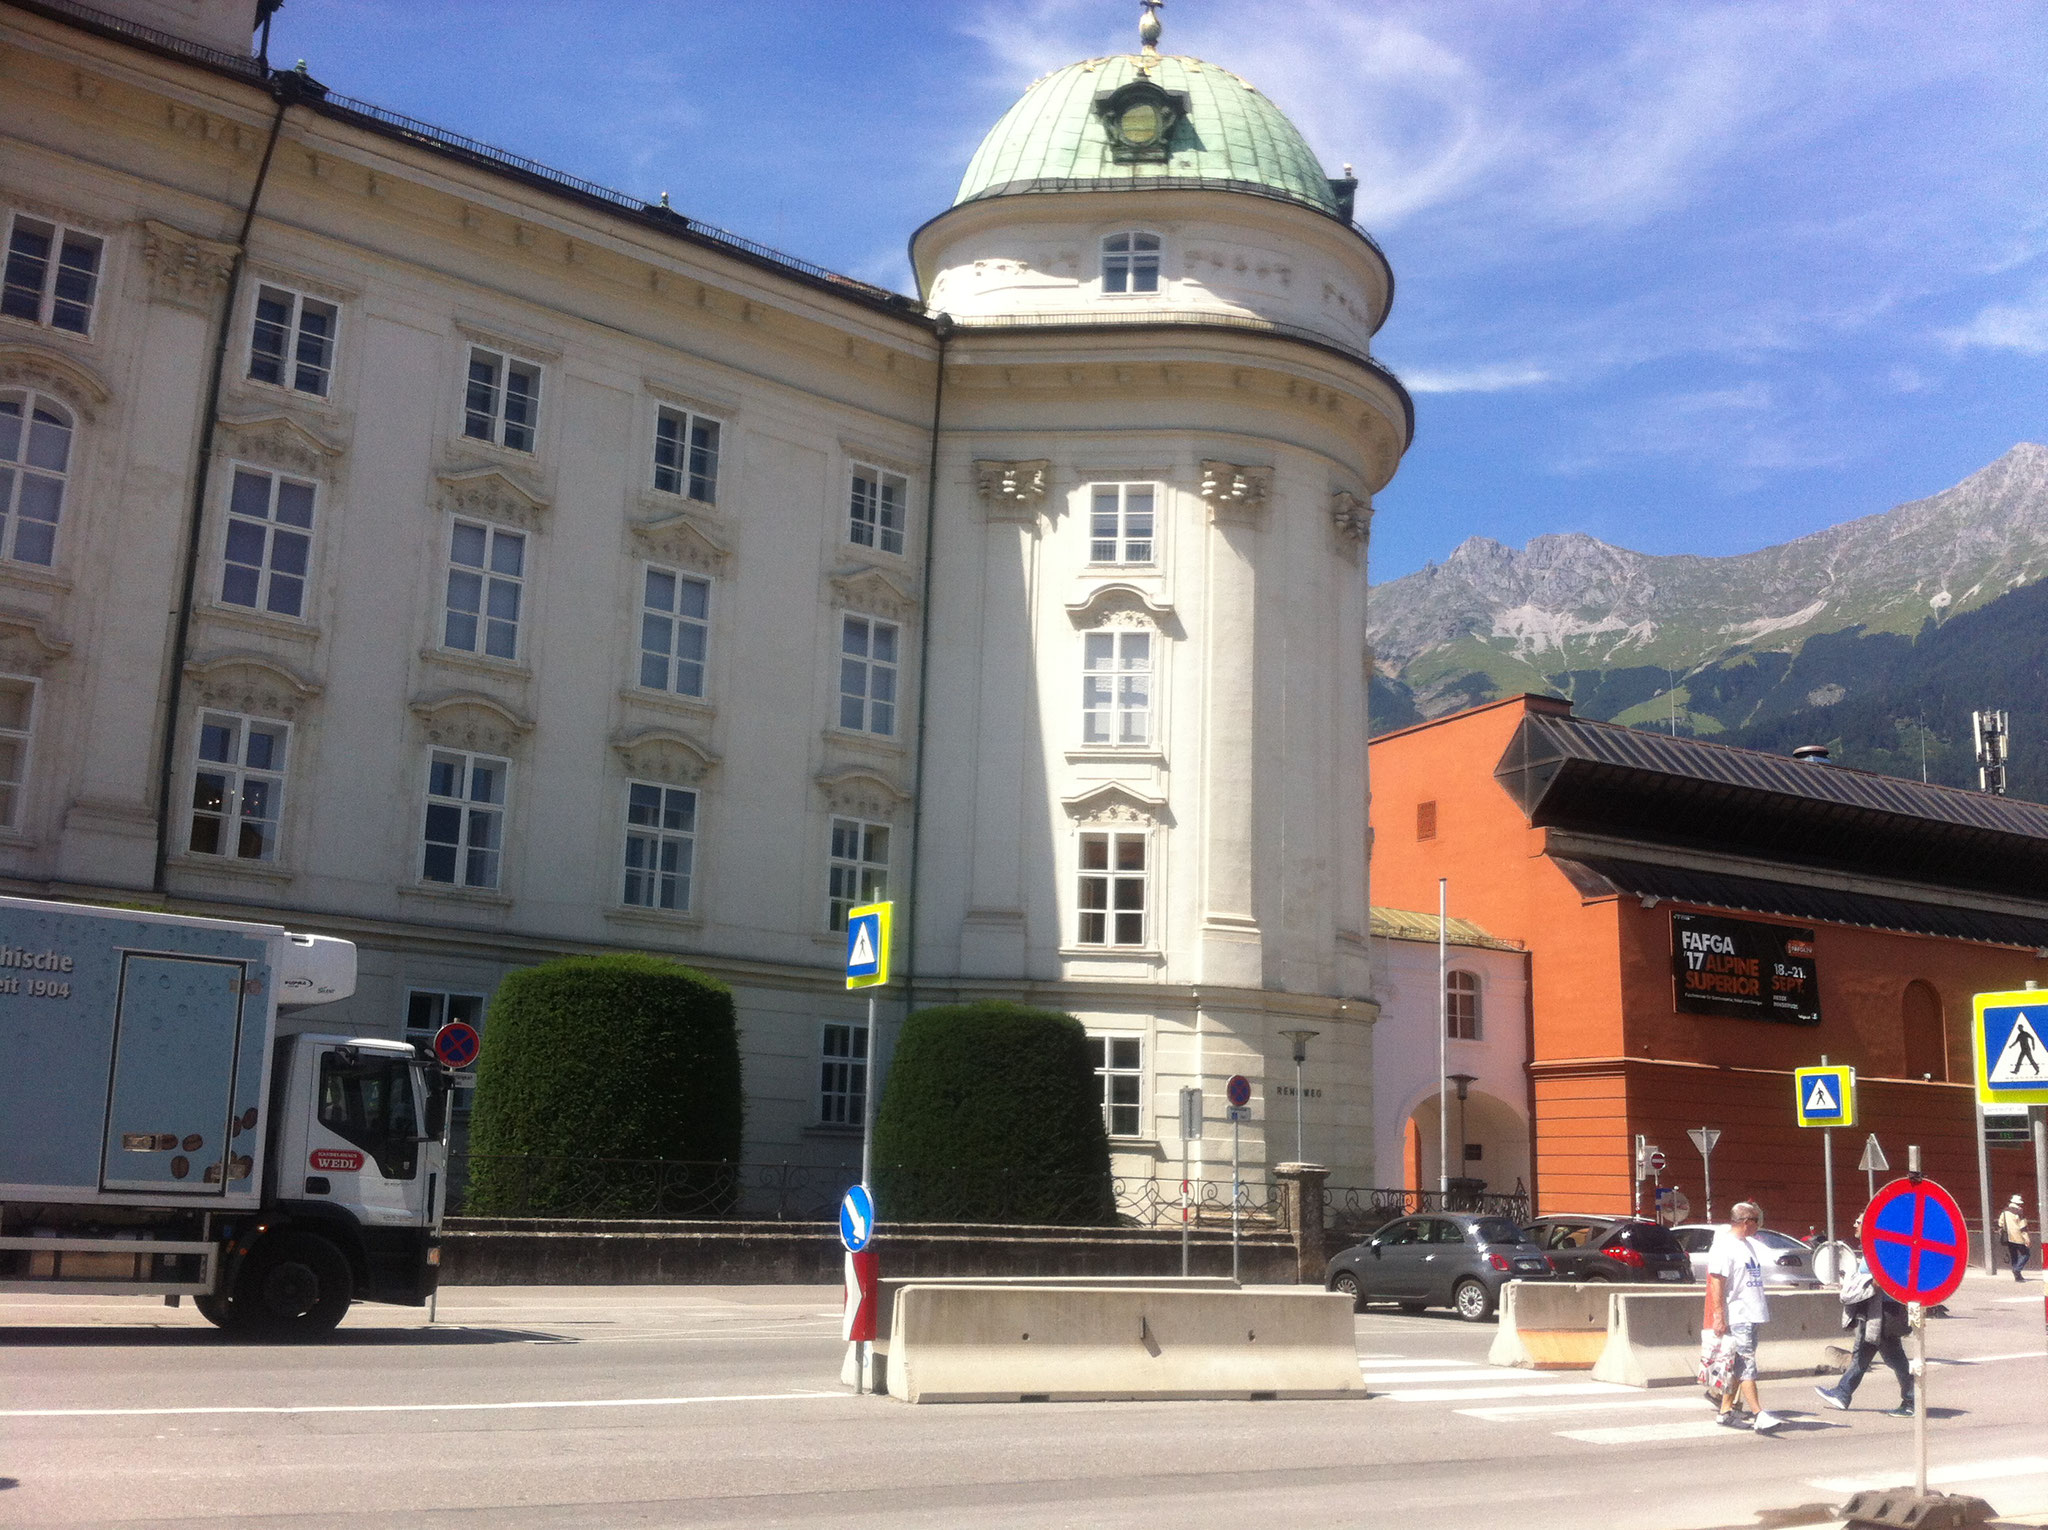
[1138,0,1163,57]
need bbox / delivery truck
[0,894,450,1336]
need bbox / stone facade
[0,2,1408,1186]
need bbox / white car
[1670,1224,1824,1288]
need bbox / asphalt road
[2,1270,2043,1529]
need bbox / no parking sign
[1860,1175,1968,1308]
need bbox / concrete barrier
[839,1275,1237,1391]
[886,1284,1366,1403]
[1591,1288,1846,1387]
[1487,1281,1685,1371]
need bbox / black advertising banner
[1671,910,1820,1025]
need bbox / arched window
[1101,232,1161,294]
[1902,980,1946,1081]
[1446,970,1481,1040]
[0,389,72,566]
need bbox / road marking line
[1361,1369,1566,1385]
[1557,1420,1742,1445]
[1380,1382,1628,1402]
[1939,1349,2048,1363]
[0,1390,850,1420]
[1457,1396,1710,1421]
[1808,1456,2048,1495]
[1358,1357,1483,1368]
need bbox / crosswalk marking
[1379,1382,1628,1402]
[1457,1395,1707,1421]
[1808,1456,2048,1496]
[1556,1419,1742,1445]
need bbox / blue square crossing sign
[1973,991,2048,1106]
[845,901,891,990]
[1793,1064,1854,1128]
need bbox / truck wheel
[235,1233,353,1338]
[194,1293,240,1331]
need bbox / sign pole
[1975,1103,1996,1275]
[1231,1111,1241,1285]
[860,989,877,1193]
[1909,1145,1928,1499]
[1823,1128,1835,1258]
[2034,1106,2048,1282]
[1182,1125,1191,1278]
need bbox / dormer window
[1102,233,1161,295]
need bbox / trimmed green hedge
[872,1000,1115,1226]
[464,954,742,1215]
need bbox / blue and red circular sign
[1861,1175,1968,1307]
[433,1020,480,1069]
[1225,1074,1251,1109]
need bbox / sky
[264,1,2048,581]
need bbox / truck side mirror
[423,1084,448,1140]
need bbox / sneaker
[1751,1411,1785,1434]
[1716,1410,1752,1429]
[1813,1386,1849,1411]
[1882,1402,1915,1417]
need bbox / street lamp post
[1448,1073,1478,1206]
[1279,1029,1320,1164]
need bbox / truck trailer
[0,894,449,1336]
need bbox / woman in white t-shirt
[1704,1202,1782,1434]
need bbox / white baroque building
[0,0,1410,1188]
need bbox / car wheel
[1330,1271,1363,1311]
[1582,1270,1614,1283]
[233,1232,353,1339]
[1453,1279,1495,1322]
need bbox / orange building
[1369,694,2048,1240]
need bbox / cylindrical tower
[907,13,1411,1185]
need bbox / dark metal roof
[9,0,925,324]
[1496,711,2048,900]
[1555,856,2048,952]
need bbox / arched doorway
[1902,980,1947,1081]
[1403,1088,1530,1205]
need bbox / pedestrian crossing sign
[845,901,892,990]
[1972,991,2048,1106]
[1793,1064,1855,1128]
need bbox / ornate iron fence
[1322,1183,1531,1242]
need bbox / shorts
[1727,1321,1759,1381]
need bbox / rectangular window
[1082,629,1151,746]
[819,1022,868,1127]
[1089,483,1155,563]
[248,284,338,396]
[653,406,720,502]
[462,345,541,452]
[637,565,710,697]
[404,990,486,1054]
[0,391,74,567]
[828,816,888,931]
[443,519,524,660]
[848,464,906,555]
[0,675,35,830]
[1,214,102,334]
[1446,971,1481,1041]
[1087,1034,1144,1137]
[838,614,899,736]
[422,749,507,889]
[220,467,315,618]
[1078,831,1148,947]
[188,711,287,861]
[1101,232,1161,295]
[622,781,697,911]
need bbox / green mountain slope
[1369,443,2048,799]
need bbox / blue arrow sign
[839,1184,875,1253]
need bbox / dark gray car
[1323,1212,1555,1321]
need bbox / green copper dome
[956,54,1344,218]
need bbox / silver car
[1670,1223,1823,1288]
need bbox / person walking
[1999,1195,2031,1282]
[1706,1201,1783,1434]
[1814,1223,1913,1416]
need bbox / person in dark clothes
[1815,1219,1913,1416]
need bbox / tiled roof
[1370,906,1522,951]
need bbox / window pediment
[630,510,729,575]
[185,651,323,719]
[218,412,344,478]
[435,467,551,531]
[830,565,918,622]
[0,607,73,673]
[611,727,719,787]
[408,689,534,756]
[1065,582,1175,632]
[1061,782,1172,828]
[815,765,910,821]
[0,342,112,423]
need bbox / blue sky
[268,2,2048,580]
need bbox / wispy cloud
[1940,280,2048,356]
[1402,364,1553,394]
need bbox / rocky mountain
[1368,443,2048,798]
